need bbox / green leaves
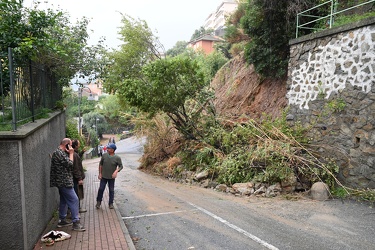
[1,1,107,87]
[105,14,221,140]
[104,14,162,94]
[120,56,205,117]
[166,41,188,57]
[0,0,24,49]
[241,0,298,78]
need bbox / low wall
[287,17,375,188]
[0,111,66,250]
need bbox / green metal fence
[0,48,62,131]
[296,0,375,38]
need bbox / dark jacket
[72,152,85,181]
[50,148,74,188]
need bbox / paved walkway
[33,158,135,250]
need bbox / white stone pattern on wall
[287,26,375,109]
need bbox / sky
[23,0,225,51]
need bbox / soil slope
[211,53,288,120]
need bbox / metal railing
[0,48,62,131]
[296,0,375,38]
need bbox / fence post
[329,0,337,28]
[8,47,17,131]
[296,14,300,38]
[29,59,35,122]
[0,53,4,123]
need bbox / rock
[181,170,194,180]
[286,114,295,120]
[253,185,267,195]
[232,183,254,196]
[215,184,228,192]
[281,174,297,192]
[207,181,219,188]
[201,179,210,188]
[194,170,209,181]
[266,183,282,197]
[310,182,330,201]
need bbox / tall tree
[0,0,107,90]
[104,15,214,140]
[103,14,164,94]
[241,0,290,78]
[241,0,319,78]
[166,41,188,57]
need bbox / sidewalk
[33,158,135,250]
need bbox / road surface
[114,137,375,250]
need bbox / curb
[114,203,136,250]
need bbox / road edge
[114,202,136,250]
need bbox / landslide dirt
[211,53,287,120]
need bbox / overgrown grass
[332,186,375,203]
[135,113,184,174]
[333,11,375,27]
[0,107,52,131]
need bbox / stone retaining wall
[286,17,375,188]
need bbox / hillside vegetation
[137,53,341,195]
[105,1,375,201]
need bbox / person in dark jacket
[50,138,85,231]
[72,139,87,213]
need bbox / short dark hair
[72,139,79,149]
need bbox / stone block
[310,182,329,201]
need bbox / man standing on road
[96,143,123,209]
[50,138,85,231]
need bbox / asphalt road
[113,137,375,250]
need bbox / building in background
[187,1,238,54]
[84,82,103,101]
[75,81,104,101]
[187,34,224,55]
[204,0,238,37]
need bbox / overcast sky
[23,0,224,50]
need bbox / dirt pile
[211,53,288,120]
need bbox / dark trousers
[73,178,83,208]
[96,178,115,205]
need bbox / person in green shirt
[96,143,123,209]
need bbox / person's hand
[98,173,102,180]
[112,170,118,179]
[67,145,74,154]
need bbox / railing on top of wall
[296,0,375,38]
[0,48,62,131]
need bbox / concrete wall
[287,17,375,188]
[0,111,66,250]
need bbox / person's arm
[60,146,74,169]
[98,156,104,179]
[72,153,81,180]
[117,163,123,172]
[112,157,123,179]
[67,145,74,162]
[98,165,103,180]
